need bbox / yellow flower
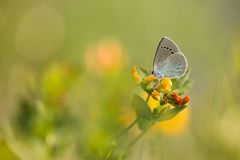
[141,92,159,111]
[159,77,172,92]
[145,75,157,85]
[131,65,141,84]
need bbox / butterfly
[151,37,188,79]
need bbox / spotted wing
[157,52,188,78]
[153,37,180,72]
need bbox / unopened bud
[131,65,141,84]
[182,96,190,104]
[151,90,160,100]
[145,75,157,85]
[159,77,172,92]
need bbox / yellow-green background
[0,0,240,159]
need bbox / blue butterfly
[152,37,188,78]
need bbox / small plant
[104,65,192,159]
[105,37,192,159]
[131,65,191,131]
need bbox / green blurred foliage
[0,0,240,159]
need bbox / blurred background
[0,0,240,159]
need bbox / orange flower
[167,92,190,106]
[151,90,160,101]
[145,75,157,85]
[176,97,183,105]
[182,96,190,104]
[84,38,127,75]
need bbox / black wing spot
[166,47,169,49]
[169,49,172,51]
[171,52,174,54]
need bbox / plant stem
[106,92,152,160]
[126,92,152,148]
[127,129,148,148]
[117,92,150,138]
[117,118,139,139]
[124,118,138,134]
[146,93,150,102]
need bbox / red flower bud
[176,96,183,105]
[182,96,190,104]
[167,92,177,99]
[171,93,181,102]
[167,92,190,106]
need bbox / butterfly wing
[153,37,180,71]
[157,52,188,78]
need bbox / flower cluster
[132,65,190,105]
[166,92,190,106]
[131,65,191,130]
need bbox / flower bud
[167,92,177,99]
[182,96,190,104]
[159,77,172,92]
[174,95,181,102]
[167,92,184,106]
[176,97,183,106]
[151,90,160,100]
[131,65,141,84]
[145,75,157,85]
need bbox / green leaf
[131,94,153,130]
[154,105,187,121]
[140,81,154,94]
[153,105,167,114]
[139,67,149,76]
[131,94,152,118]
[177,79,193,95]
[137,118,154,130]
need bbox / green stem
[126,92,152,148]
[123,118,138,134]
[116,118,139,139]
[127,129,148,148]
[104,118,140,160]
[146,93,151,102]
[105,93,152,159]
[117,92,150,138]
